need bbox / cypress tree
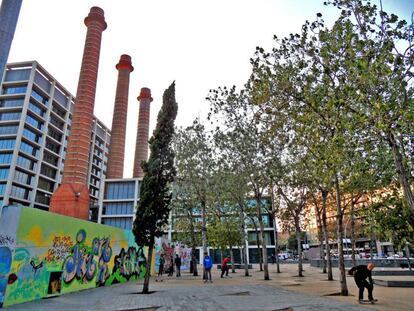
[133,82,178,293]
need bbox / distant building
[0,61,110,220]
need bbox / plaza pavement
[6,263,414,311]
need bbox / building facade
[0,61,110,220]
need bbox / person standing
[348,263,377,302]
[175,254,182,277]
[271,254,276,264]
[156,254,165,282]
[221,256,230,278]
[168,255,174,276]
[203,252,213,283]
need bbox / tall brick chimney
[49,7,107,220]
[106,54,134,179]
[133,88,153,178]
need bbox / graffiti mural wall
[154,238,192,273]
[0,206,147,308]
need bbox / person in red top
[221,256,231,278]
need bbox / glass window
[101,217,132,230]
[31,89,48,105]
[35,191,51,205]
[0,183,6,196]
[0,168,9,179]
[40,164,56,179]
[25,114,44,130]
[45,138,60,154]
[104,182,135,200]
[34,71,51,93]
[28,101,46,118]
[53,87,68,108]
[22,127,43,144]
[10,184,31,200]
[0,98,24,108]
[102,202,134,215]
[4,68,30,82]
[47,126,62,142]
[0,139,16,150]
[52,102,66,119]
[0,112,21,121]
[16,154,37,171]
[43,151,59,167]
[49,114,64,131]
[0,125,18,135]
[38,177,55,192]
[2,86,27,95]
[0,153,12,164]
[20,141,39,157]
[14,169,33,186]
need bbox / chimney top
[116,54,134,72]
[84,6,107,30]
[138,87,153,102]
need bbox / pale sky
[7,0,413,177]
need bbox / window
[49,114,64,131]
[104,182,135,200]
[53,87,68,108]
[52,102,66,118]
[47,126,62,142]
[0,112,21,121]
[0,98,24,108]
[101,217,132,230]
[20,141,39,157]
[0,168,9,180]
[4,68,30,82]
[35,191,51,205]
[28,101,46,118]
[0,125,18,135]
[43,151,58,166]
[16,154,37,171]
[45,138,60,154]
[22,127,43,144]
[2,86,27,95]
[0,183,6,196]
[10,184,31,200]
[14,169,33,186]
[0,153,12,164]
[38,177,55,192]
[31,89,48,105]
[102,202,134,215]
[25,114,44,130]
[34,71,51,93]
[40,164,56,179]
[0,139,15,150]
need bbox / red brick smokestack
[106,55,134,179]
[49,7,107,220]
[133,88,152,178]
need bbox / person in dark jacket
[348,263,377,302]
[175,254,182,277]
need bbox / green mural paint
[2,207,148,308]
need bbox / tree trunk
[142,243,154,294]
[230,245,235,273]
[350,200,357,267]
[321,189,333,280]
[191,248,198,276]
[405,244,412,271]
[256,197,269,280]
[201,200,207,254]
[316,206,326,273]
[334,175,348,296]
[273,213,281,273]
[296,220,303,277]
[239,202,250,276]
[387,131,414,212]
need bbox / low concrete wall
[310,258,413,268]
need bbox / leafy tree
[133,82,178,294]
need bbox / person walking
[168,255,174,276]
[221,256,230,278]
[156,254,165,282]
[271,254,276,265]
[203,252,213,283]
[175,254,182,277]
[348,263,377,303]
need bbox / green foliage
[133,82,178,247]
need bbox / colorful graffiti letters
[62,230,97,284]
[45,235,73,263]
[113,246,146,280]
[0,235,14,247]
